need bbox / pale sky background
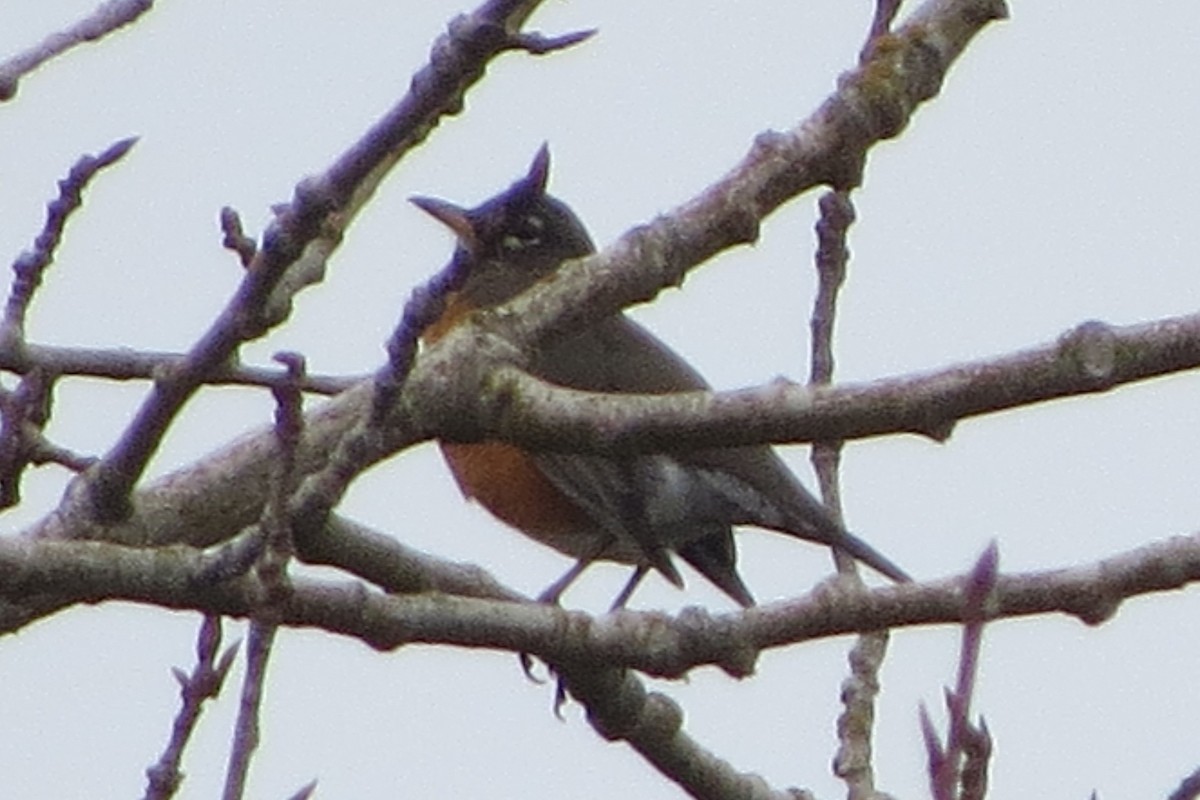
[2,1,1200,798]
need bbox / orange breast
[440,441,593,546]
[427,293,606,560]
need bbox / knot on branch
[1058,320,1118,387]
[843,32,947,144]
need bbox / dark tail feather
[834,530,910,583]
[677,530,756,607]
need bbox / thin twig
[808,189,892,799]
[0,368,56,507]
[220,207,257,268]
[283,781,319,800]
[0,381,95,478]
[143,615,240,800]
[222,355,305,800]
[809,189,855,572]
[924,544,998,800]
[222,620,274,800]
[1168,765,1200,800]
[0,342,355,395]
[3,137,138,344]
[0,0,154,101]
[810,190,853,388]
[372,252,473,424]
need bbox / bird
[413,145,909,608]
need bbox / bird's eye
[500,213,545,252]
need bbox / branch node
[1058,319,1118,385]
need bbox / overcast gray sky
[2,2,1200,798]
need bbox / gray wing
[532,314,909,584]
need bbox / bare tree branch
[469,313,1200,453]
[1169,766,1200,800]
[0,343,356,395]
[807,189,893,798]
[560,660,812,800]
[222,354,304,800]
[924,545,997,800]
[219,208,257,269]
[0,368,72,507]
[836,631,890,798]
[143,616,239,800]
[3,137,138,346]
[264,0,1014,570]
[1,530,1198,676]
[0,0,153,101]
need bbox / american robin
[414,146,909,607]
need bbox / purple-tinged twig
[143,615,239,800]
[922,543,998,800]
[0,364,97,507]
[221,615,275,800]
[2,137,137,348]
[222,354,305,800]
[507,28,596,55]
[0,369,60,507]
[0,0,153,101]
[283,781,318,800]
[372,253,472,424]
[220,208,257,268]
[1169,766,1200,800]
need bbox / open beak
[410,196,479,252]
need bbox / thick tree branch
[434,313,1200,452]
[2,530,1198,675]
